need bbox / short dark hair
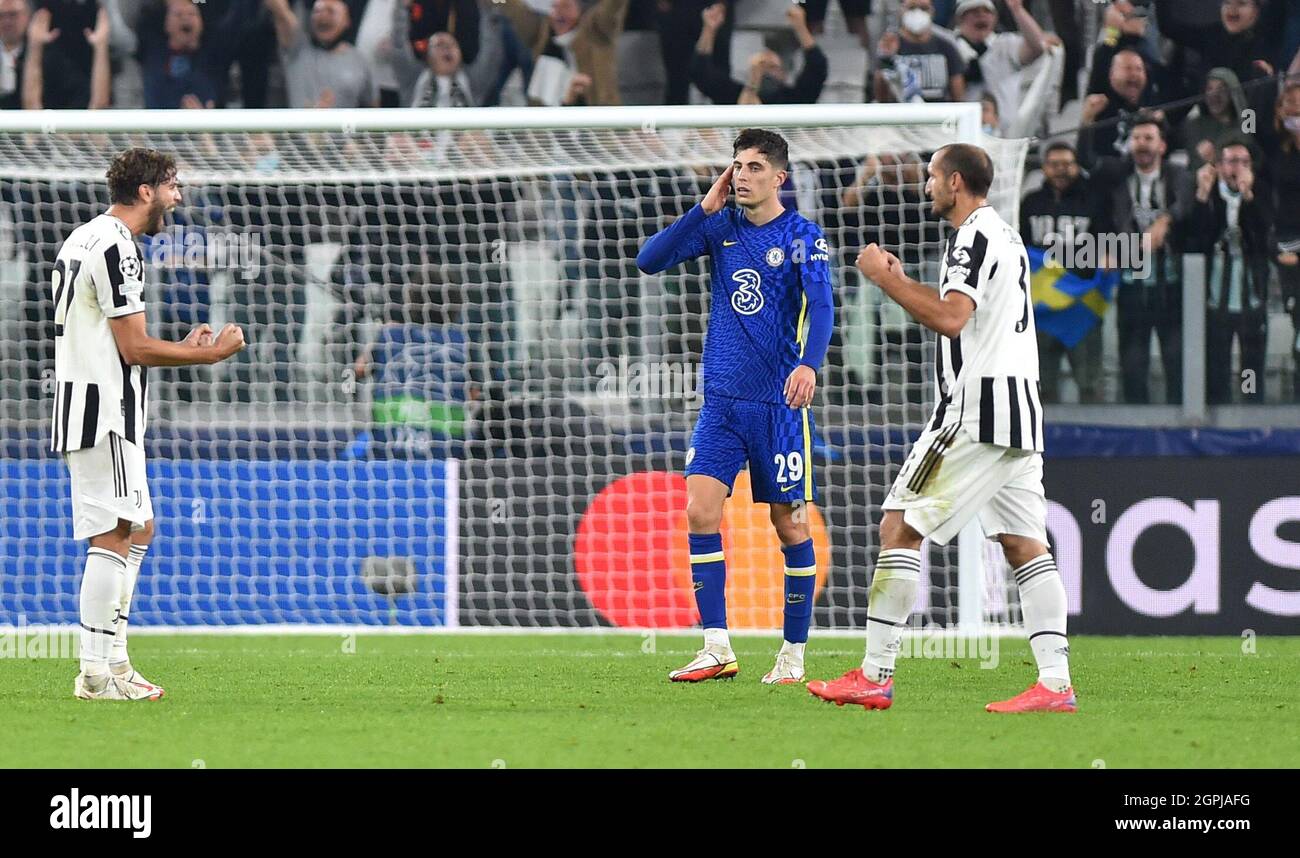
[106,148,177,205]
[935,143,994,197]
[1130,110,1167,141]
[1218,136,1255,161]
[1042,140,1077,160]
[732,128,789,171]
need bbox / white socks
[1015,553,1071,693]
[862,548,921,683]
[110,544,147,669]
[704,627,732,652]
[80,548,126,675]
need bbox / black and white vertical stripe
[118,355,146,446]
[109,433,128,498]
[974,376,1044,451]
[50,381,103,454]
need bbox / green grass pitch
[1,634,1296,768]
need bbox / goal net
[0,105,1028,633]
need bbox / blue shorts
[685,396,817,504]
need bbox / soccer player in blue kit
[636,129,834,685]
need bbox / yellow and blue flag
[1027,246,1118,348]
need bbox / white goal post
[0,103,1027,636]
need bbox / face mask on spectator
[758,76,790,103]
[901,8,932,35]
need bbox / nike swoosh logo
[779,484,800,493]
[722,240,737,246]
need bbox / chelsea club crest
[765,247,785,267]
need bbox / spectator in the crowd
[981,91,1000,134]
[946,0,1050,135]
[1091,113,1195,404]
[1154,0,1286,95]
[691,3,826,105]
[1187,139,1274,403]
[391,1,483,106]
[389,0,533,108]
[23,4,110,109]
[502,0,629,106]
[356,0,483,107]
[135,0,245,109]
[802,0,870,47]
[873,0,964,103]
[1020,141,1105,403]
[1078,48,1162,167]
[655,0,735,105]
[1265,79,1300,401]
[1088,1,1162,96]
[0,0,28,109]
[264,0,378,107]
[1179,68,1255,170]
[405,0,480,66]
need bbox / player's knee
[686,495,723,533]
[879,512,923,551]
[769,506,810,545]
[1000,534,1049,569]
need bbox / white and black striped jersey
[927,205,1044,452]
[50,213,148,453]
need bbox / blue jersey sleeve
[797,224,834,371]
[636,203,711,274]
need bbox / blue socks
[782,539,817,644]
[688,533,727,629]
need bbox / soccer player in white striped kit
[52,148,245,700]
[808,143,1076,713]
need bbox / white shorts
[883,422,1047,546]
[65,432,154,541]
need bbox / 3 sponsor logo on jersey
[730,268,764,315]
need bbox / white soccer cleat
[761,646,806,685]
[111,665,166,700]
[669,646,739,682]
[74,671,128,700]
[74,670,164,701]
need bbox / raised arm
[788,5,827,104]
[856,243,975,339]
[21,8,56,110]
[86,7,112,109]
[1005,0,1047,67]
[637,165,733,273]
[264,0,301,52]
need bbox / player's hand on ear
[783,365,816,409]
[702,164,734,214]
